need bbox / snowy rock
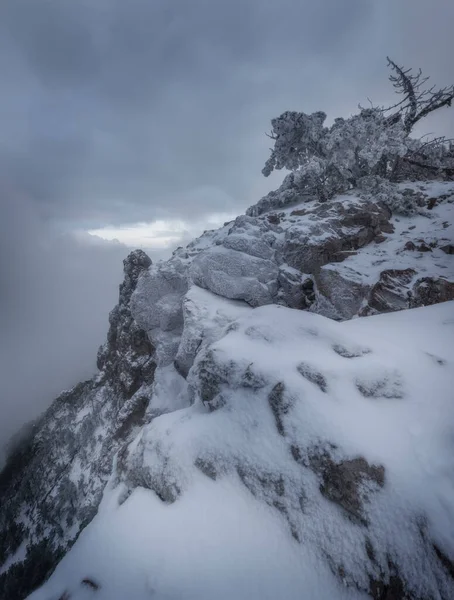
[362,268,416,315]
[308,451,386,526]
[311,183,454,319]
[222,231,274,259]
[313,265,370,320]
[131,259,188,332]
[189,246,279,307]
[0,250,157,599]
[2,180,454,600]
[282,198,393,273]
[119,249,152,305]
[31,302,454,600]
[97,251,156,398]
[174,286,250,378]
[410,276,454,308]
[277,265,315,309]
[130,258,188,365]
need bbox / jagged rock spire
[97,249,155,397]
[119,249,152,306]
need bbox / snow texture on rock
[1,179,454,600]
[29,301,454,600]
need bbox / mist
[0,193,129,462]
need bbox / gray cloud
[4,0,452,228]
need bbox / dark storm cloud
[2,0,453,226]
[0,0,376,226]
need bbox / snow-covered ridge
[0,180,453,599]
[131,179,454,369]
[30,298,454,600]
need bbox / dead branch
[386,57,454,134]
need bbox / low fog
[0,193,229,465]
[0,194,130,461]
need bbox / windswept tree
[386,58,454,134]
[260,59,454,208]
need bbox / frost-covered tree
[261,59,454,209]
[262,107,409,203]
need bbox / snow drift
[28,296,454,600]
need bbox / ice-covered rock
[30,301,454,600]
[189,246,279,307]
[281,196,393,273]
[2,179,454,600]
[174,286,250,378]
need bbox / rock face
[0,251,157,600]
[107,303,454,600]
[309,182,454,319]
[1,180,454,600]
[282,198,394,273]
[410,277,454,308]
[363,269,416,314]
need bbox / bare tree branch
[402,157,454,177]
[386,57,454,134]
[387,57,418,132]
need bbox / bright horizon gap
[87,213,237,249]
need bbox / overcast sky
[1,0,453,238]
[1,0,453,455]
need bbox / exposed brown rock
[283,200,393,274]
[309,451,385,525]
[363,269,416,314]
[410,277,454,307]
[266,213,281,224]
[404,241,417,251]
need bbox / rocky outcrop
[190,246,279,307]
[282,198,393,274]
[311,183,454,319]
[2,180,454,599]
[362,269,416,315]
[314,266,370,320]
[316,267,454,320]
[0,251,156,600]
[97,250,156,397]
[410,277,454,308]
[112,302,454,600]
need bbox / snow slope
[2,179,453,599]
[29,299,454,600]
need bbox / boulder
[313,265,370,320]
[361,269,416,315]
[189,246,279,307]
[410,277,454,308]
[282,199,393,274]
